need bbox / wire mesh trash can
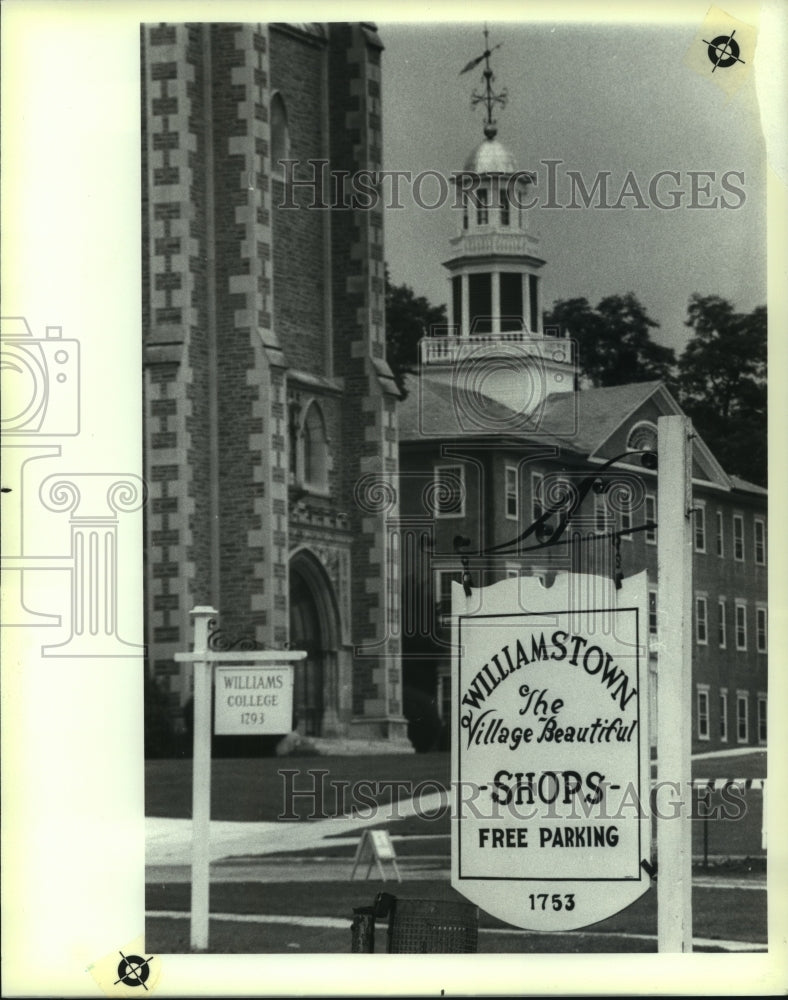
[386,898,478,953]
[350,894,479,953]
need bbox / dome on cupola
[463,135,518,175]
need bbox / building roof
[399,375,662,453]
[730,474,768,496]
[398,374,746,492]
[462,137,518,175]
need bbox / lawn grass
[146,748,766,821]
[145,879,765,953]
[145,753,450,821]
[146,915,741,954]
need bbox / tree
[677,294,766,486]
[385,268,447,397]
[544,293,676,388]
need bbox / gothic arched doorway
[288,550,341,737]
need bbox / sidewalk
[146,789,450,866]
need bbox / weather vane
[460,24,507,139]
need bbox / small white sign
[214,664,293,735]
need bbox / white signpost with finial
[174,606,306,950]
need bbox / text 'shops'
[417,325,577,439]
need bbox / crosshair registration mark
[115,951,153,989]
[704,30,745,72]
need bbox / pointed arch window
[301,401,329,493]
[270,92,290,177]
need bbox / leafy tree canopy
[385,268,447,397]
[544,293,677,388]
[677,294,766,486]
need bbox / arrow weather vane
[460,24,507,138]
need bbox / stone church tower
[141,22,407,746]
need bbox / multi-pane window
[645,494,656,544]
[648,590,658,636]
[594,492,608,535]
[531,472,544,523]
[715,510,724,557]
[433,465,465,518]
[619,493,633,541]
[435,570,461,616]
[756,605,767,653]
[719,689,728,743]
[737,693,749,743]
[695,595,708,645]
[697,687,710,741]
[718,598,727,648]
[733,514,744,561]
[735,602,747,650]
[757,695,767,745]
[694,503,706,552]
[754,519,766,565]
[505,465,518,520]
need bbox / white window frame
[505,465,518,521]
[756,604,767,653]
[695,594,708,646]
[736,692,749,744]
[694,502,706,553]
[433,464,465,519]
[733,514,745,562]
[754,518,766,566]
[717,597,727,649]
[715,509,724,557]
[645,494,657,545]
[531,471,544,524]
[648,589,658,637]
[757,693,767,746]
[594,492,608,535]
[719,688,728,743]
[621,500,633,541]
[697,685,710,741]
[735,601,747,651]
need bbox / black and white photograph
[2,1,786,996]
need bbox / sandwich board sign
[350,829,401,882]
[451,572,651,931]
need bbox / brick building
[141,22,407,746]
[398,125,768,754]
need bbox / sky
[377,15,767,357]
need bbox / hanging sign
[451,572,651,931]
[214,664,293,735]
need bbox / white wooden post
[188,605,217,951]
[174,611,306,951]
[657,416,693,952]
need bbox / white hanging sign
[214,664,293,735]
[451,572,651,931]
